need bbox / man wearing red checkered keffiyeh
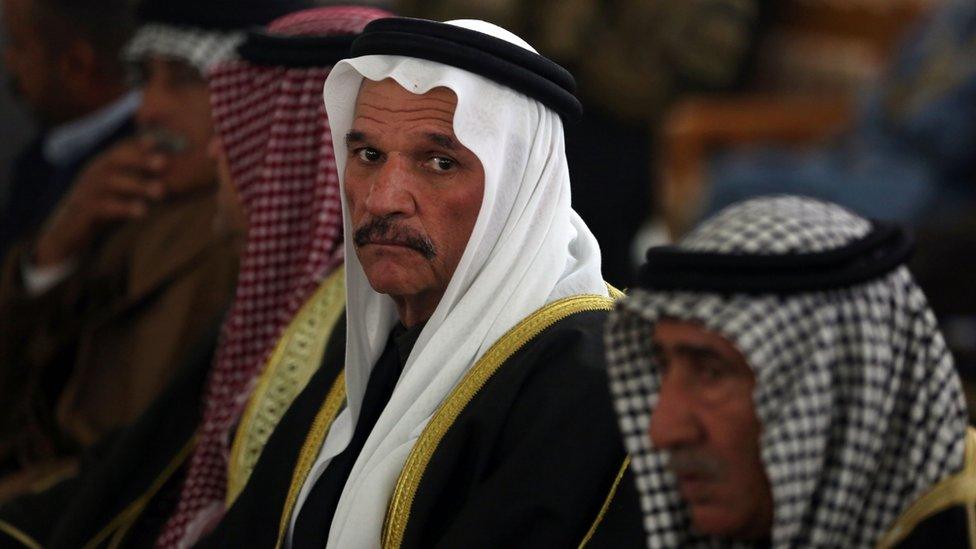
[0,6,390,549]
[158,7,393,548]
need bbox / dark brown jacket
[0,188,239,497]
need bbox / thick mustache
[353,215,436,260]
[667,450,723,480]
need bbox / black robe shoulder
[0,318,215,548]
[203,307,644,548]
[885,427,976,548]
[0,314,347,549]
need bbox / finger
[98,140,169,176]
[97,173,166,201]
[93,198,149,221]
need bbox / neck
[391,290,443,328]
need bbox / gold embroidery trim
[381,293,617,549]
[227,269,346,505]
[0,520,42,549]
[274,370,347,549]
[578,455,632,548]
[83,436,197,549]
[877,427,976,549]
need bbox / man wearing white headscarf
[606,196,974,548]
[202,16,644,549]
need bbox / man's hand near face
[33,137,168,268]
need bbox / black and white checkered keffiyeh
[124,23,244,76]
[606,196,968,547]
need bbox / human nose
[135,78,168,128]
[649,367,704,450]
[364,153,416,218]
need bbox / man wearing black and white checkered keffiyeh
[605,196,972,547]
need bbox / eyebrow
[425,132,457,150]
[651,342,728,365]
[344,130,458,152]
[346,130,366,145]
[675,344,727,364]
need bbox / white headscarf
[289,19,607,548]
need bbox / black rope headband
[239,31,357,67]
[349,17,583,120]
[637,222,914,295]
[137,0,311,31]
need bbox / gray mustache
[137,126,188,154]
[353,215,436,260]
[667,450,723,480]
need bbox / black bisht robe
[201,308,645,548]
[0,317,346,548]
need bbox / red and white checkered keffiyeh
[156,7,391,548]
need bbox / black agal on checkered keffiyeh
[605,196,968,547]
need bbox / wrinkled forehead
[652,317,744,355]
[617,290,772,374]
[347,77,485,191]
[326,55,526,167]
[352,77,458,127]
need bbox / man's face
[135,56,216,194]
[649,319,773,540]
[344,78,484,319]
[2,0,61,124]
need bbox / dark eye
[426,156,456,173]
[698,361,727,382]
[356,148,381,163]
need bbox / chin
[366,276,409,296]
[358,248,432,294]
[690,505,744,538]
[163,157,218,195]
[690,505,767,541]
[361,263,423,298]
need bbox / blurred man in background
[0,0,307,503]
[0,0,138,260]
[701,0,976,228]
[0,8,386,546]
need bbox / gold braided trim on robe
[877,427,976,549]
[275,370,347,549]
[83,437,197,549]
[0,520,41,549]
[226,268,346,505]
[381,290,620,548]
[579,455,632,548]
